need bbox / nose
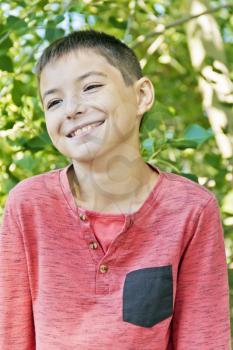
[65,96,87,120]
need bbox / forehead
[40,49,124,90]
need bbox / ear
[135,77,155,120]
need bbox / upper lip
[66,120,105,137]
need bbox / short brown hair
[35,29,143,86]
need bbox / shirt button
[89,241,98,250]
[99,264,108,273]
[79,213,87,221]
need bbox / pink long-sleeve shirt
[0,162,231,349]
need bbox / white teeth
[70,122,103,137]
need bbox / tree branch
[131,4,233,48]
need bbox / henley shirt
[0,162,231,350]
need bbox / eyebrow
[42,71,107,102]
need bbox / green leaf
[12,79,36,105]
[2,119,15,129]
[15,154,37,171]
[15,137,29,146]
[45,25,65,42]
[168,139,198,149]
[35,0,48,7]
[24,131,52,150]
[0,36,13,54]
[0,24,6,35]
[6,16,27,30]
[179,173,199,183]
[1,177,18,194]
[54,15,65,25]
[0,55,13,72]
[183,124,213,145]
[109,16,127,29]
[204,153,221,168]
[12,79,25,106]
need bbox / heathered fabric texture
[0,162,231,350]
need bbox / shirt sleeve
[0,193,35,350]
[171,195,231,350]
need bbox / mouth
[66,120,105,139]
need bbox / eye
[84,84,103,92]
[47,99,62,110]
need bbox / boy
[0,30,231,349]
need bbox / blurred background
[0,0,232,341]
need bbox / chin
[69,149,106,164]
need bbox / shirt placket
[78,208,133,296]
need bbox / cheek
[108,106,138,143]
[114,92,137,120]
[106,89,136,116]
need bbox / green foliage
[0,0,232,219]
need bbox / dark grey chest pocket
[123,265,173,328]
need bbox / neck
[69,143,156,212]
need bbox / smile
[67,120,105,139]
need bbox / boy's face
[40,49,148,162]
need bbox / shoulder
[160,170,216,208]
[7,167,63,205]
